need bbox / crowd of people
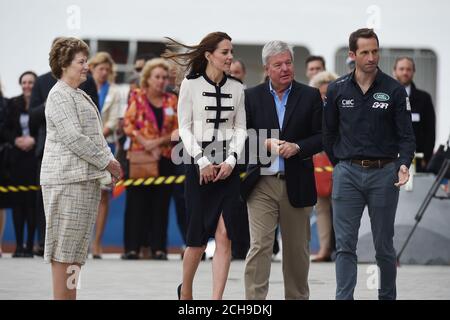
[0,28,437,300]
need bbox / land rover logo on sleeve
[373,92,390,101]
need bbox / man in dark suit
[243,41,323,300]
[393,56,436,172]
[29,71,98,255]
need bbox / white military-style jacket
[177,73,247,169]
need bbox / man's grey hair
[262,41,294,66]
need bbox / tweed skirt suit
[40,80,114,265]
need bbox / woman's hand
[103,126,112,138]
[143,138,161,151]
[213,162,233,182]
[134,132,160,151]
[199,164,217,185]
[106,159,122,180]
[15,136,35,152]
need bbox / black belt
[350,159,394,169]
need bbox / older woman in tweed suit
[41,37,122,300]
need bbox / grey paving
[0,254,449,300]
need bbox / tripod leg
[414,160,449,221]
[397,159,450,262]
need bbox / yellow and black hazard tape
[0,185,41,193]
[116,172,249,187]
[314,166,334,173]
[0,167,334,192]
[115,174,189,187]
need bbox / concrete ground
[0,254,449,300]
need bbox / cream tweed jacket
[40,80,114,185]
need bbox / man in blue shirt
[323,28,415,300]
[243,41,323,299]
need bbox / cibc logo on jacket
[340,99,354,108]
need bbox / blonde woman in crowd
[310,70,338,262]
[122,58,178,260]
[89,52,122,259]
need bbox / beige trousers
[244,176,312,300]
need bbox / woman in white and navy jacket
[164,32,247,300]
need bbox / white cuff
[197,156,211,170]
[224,155,237,169]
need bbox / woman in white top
[164,32,247,300]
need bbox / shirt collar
[269,81,292,97]
[350,67,383,86]
[405,84,412,96]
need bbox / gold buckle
[361,160,371,168]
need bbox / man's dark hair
[305,55,326,69]
[349,28,379,53]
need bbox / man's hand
[213,162,233,182]
[394,165,409,187]
[106,159,122,180]
[279,142,300,159]
[265,138,284,155]
[199,164,217,185]
[421,159,427,170]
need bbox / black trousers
[12,205,36,250]
[10,149,37,251]
[123,157,174,254]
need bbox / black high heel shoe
[177,283,182,300]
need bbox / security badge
[406,96,411,111]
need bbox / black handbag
[426,142,450,179]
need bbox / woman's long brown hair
[162,32,231,75]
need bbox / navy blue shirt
[323,68,415,169]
